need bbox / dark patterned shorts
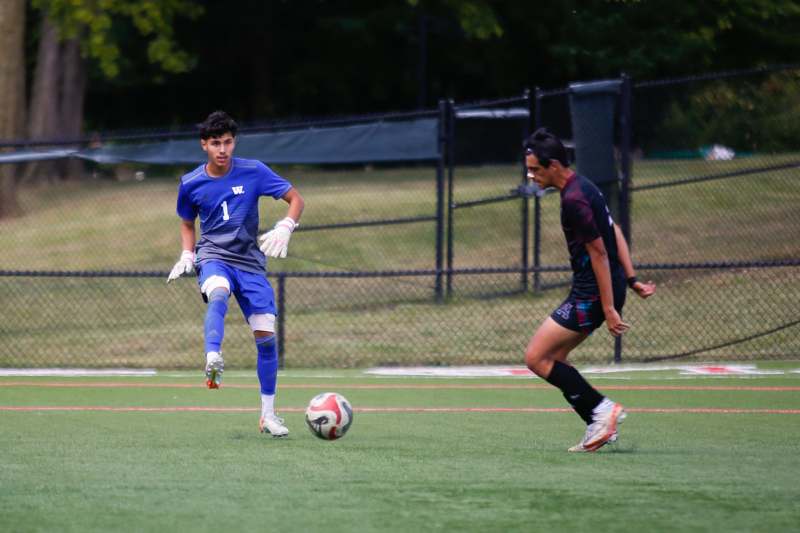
[550,283,626,334]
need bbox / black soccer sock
[561,391,593,425]
[545,360,604,424]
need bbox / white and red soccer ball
[305,392,353,440]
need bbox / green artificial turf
[2,366,799,532]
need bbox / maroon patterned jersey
[560,173,624,297]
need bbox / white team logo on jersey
[232,186,245,195]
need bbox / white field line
[1,406,799,414]
[1,381,799,391]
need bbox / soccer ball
[305,392,353,440]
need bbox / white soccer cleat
[259,414,289,438]
[569,430,618,452]
[568,399,626,452]
[205,351,224,389]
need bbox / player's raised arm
[259,187,305,259]
[613,224,656,299]
[167,219,197,283]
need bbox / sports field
[2,363,799,532]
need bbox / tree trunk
[60,37,87,180]
[0,0,26,219]
[25,14,63,183]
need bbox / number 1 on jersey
[221,200,230,221]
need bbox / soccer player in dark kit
[522,128,656,452]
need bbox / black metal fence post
[435,99,447,301]
[532,87,543,292]
[276,272,286,369]
[619,73,633,244]
[614,74,634,364]
[445,98,455,298]
[520,89,531,292]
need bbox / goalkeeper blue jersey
[176,157,292,274]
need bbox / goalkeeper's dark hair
[523,127,569,168]
[198,110,238,140]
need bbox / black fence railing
[1,65,798,368]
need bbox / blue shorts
[550,282,627,334]
[197,260,276,319]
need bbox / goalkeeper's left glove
[258,217,298,258]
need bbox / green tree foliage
[408,0,503,40]
[39,0,800,129]
[548,0,800,80]
[656,70,800,152]
[32,0,203,78]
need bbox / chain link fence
[1,66,798,368]
[620,66,800,362]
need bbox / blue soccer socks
[204,288,229,354]
[256,335,278,395]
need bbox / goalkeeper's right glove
[167,250,195,283]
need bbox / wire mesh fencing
[1,67,799,368]
[621,67,800,361]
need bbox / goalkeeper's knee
[248,313,275,333]
[201,275,231,300]
[208,287,229,303]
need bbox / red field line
[2,381,800,391]
[1,406,799,414]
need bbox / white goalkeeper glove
[258,217,298,259]
[167,250,195,283]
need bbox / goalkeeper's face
[201,132,236,169]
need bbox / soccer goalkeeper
[167,110,304,438]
